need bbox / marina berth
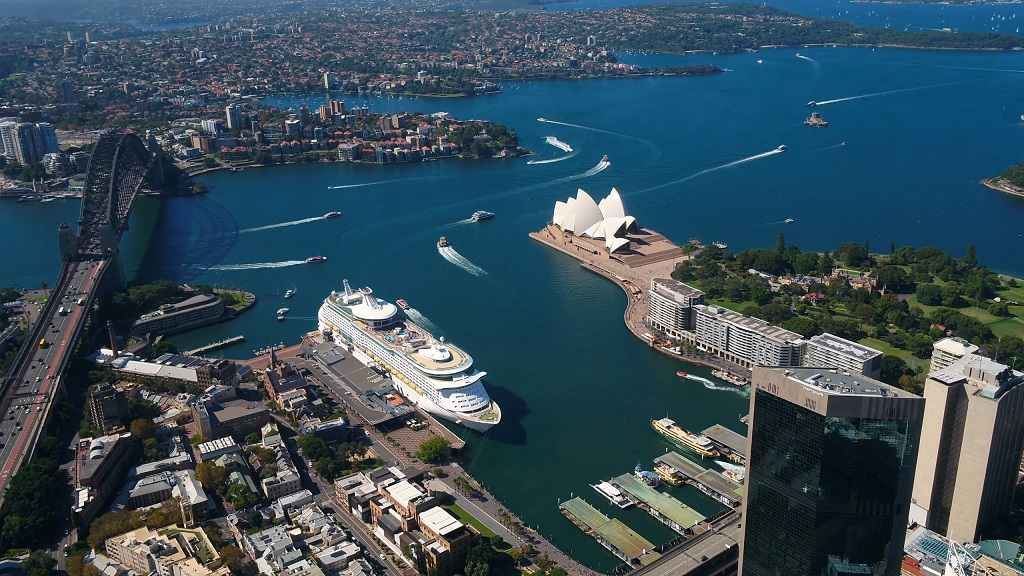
[318,280,501,431]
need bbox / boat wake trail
[813,78,984,106]
[687,375,750,396]
[547,159,611,185]
[527,151,579,165]
[438,246,487,276]
[210,260,307,271]
[328,179,406,190]
[405,308,441,333]
[633,148,783,197]
[539,118,660,160]
[795,54,820,72]
[240,216,325,233]
[544,136,573,152]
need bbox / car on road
[379,554,386,561]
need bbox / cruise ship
[651,418,720,458]
[318,280,501,431]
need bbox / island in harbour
[982,160,1024,199]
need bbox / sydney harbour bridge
[0,132,159,500]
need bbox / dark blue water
[5,43,1024,570]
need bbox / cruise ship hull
[328,331,501,432]
[318,288,500,432]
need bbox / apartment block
[802,332,883,379]
[694,305,803,368]
[647,278,704,339]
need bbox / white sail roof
[551,187,639,250]
[598,188,626,219]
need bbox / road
[0,259,104,497]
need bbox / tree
[775,232,785,255]
[193,181,208,194]
[916,284,943,306]
[196,462,227,493]
[191,434,208,446]
[128,398,161,421]
[297,434,331,461]
[130,418,157,440]
[143,437,167,462]
[37,436,64,460]
[245,432,260,445]
[150,341,178,358]
[0,460,59,548]
[22,550,55,576]
[416,436,452,463]
[880,355,909,386]
[227,483,260,509]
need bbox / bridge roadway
[0,258,106,495]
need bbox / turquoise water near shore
[5,43,1024,570]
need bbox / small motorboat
[396,299,410,310]
[784,218,795,223]
[677,371,688,377]
[305,255,327,263]
[277,308,289,315]
[284,289,294,298]
[324,211,341,218]
[777,145,787,152]
[807,101,817,107]
[438,236,449,248]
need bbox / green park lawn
[989,319,1024,339]
[860,337,930,373]
[442,503,496,539]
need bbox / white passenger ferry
[318,280,501,431]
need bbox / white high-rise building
[225,104,242,131]
[930,337,979,372]
[0,121,16,159]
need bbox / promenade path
[438,463,606,576]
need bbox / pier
[653,452,744,508]
[700,424,748,464]
[610,473,705,534]
[184,335,244,356]
[559,497,662,567]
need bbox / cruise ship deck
[611,473,706,534]
[349,315,473,374]
[654,452,744,508]
[559,497,662,566]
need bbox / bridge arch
[78,132,154,253]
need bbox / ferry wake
[318,280,501,431]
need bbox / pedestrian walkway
[438,464,607,576]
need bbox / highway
[0,259,104,496]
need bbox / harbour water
[5,42,1024,571]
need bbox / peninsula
[531,189,1024,396]
[982,160,1024,199]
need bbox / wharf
[611,473,705,534]
[654,452,743,508]
[184,335,244,356]
[700,424,748,464]
[559,497,662,566]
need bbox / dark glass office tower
[740,367,925,576]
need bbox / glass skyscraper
[740,367,925,576]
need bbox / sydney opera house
[552,188,639,253]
